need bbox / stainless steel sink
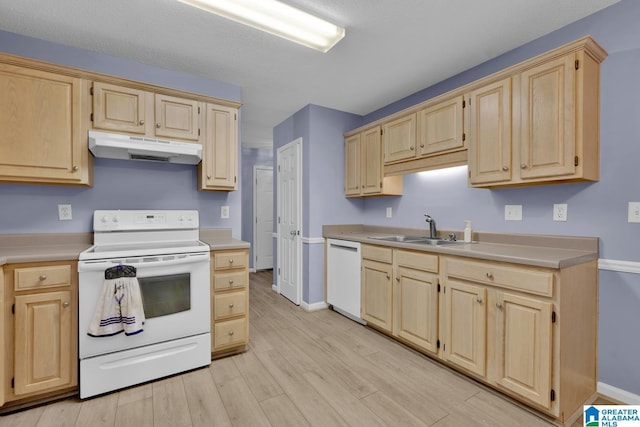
[369,235,467,246]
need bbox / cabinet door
[519,55,575,180]
[344,134,361,196]
[417,96,464,156]
[92,82,146,134]
[361,126,383,195]
[154,94,200,141]
[395,267,438,354]
[383,113,416,163]
[468,78,512,186]
[361,259,393,333]
[201,104,238,190]
[14,291,73,396]
[0,65,87,184]
[442,279,486,377]
[495,292,553,409]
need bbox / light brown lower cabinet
[211,249,249,356]
[360,245,597,425]
[1,261,78,409]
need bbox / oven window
[138,273,190,318]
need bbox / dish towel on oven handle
[87,265,146,337]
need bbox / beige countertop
[324,224,598,269]
[0,229,249,266]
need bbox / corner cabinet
[0,61,91,186]
[345,126,402,197]
[469,37,606,188]
[1,261,78,409]
[198,104,239,191]
[211,249,249,356]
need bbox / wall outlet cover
[386,207,392,218]
[553,204,568,222]
[629,202,640,223]
[221,205,230,219]
[58,204,72,221]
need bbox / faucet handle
[448,233,457,241]
[424,214,433,222]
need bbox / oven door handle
[78,252,210,272]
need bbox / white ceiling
[0,0,620,149]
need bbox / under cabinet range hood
[88,131,202,165]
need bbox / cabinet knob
[207,174,212,179]
[228,331,234,336]
[361,185,364,189]
[410,146,415,151]
[39,275,47,281]
[420,144,425,148]
[496,302,503,309]
[72,166,79,172]
[156,123,161,128]
[486,272,493,279]
[139,119,145,125]
[229,279,234,285]
[62,301,69,308]
[229,259,234,264]
[520,163,527,169]
[396,277,400,282]
[229,303,234,308]
[502,166,509,171]
[476,297,483,304]
[386,273,390,280]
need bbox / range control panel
[93,210,199,231]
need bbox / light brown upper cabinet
[0,61,91,186]
[345,126,402,197]
[92,82,200,141]
[417,95,465,156]
[383,113,417,163]
[469,38,606,188]
[198,104,238,191]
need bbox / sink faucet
[424,214,437,239]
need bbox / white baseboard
[249,268,256,273]
[271,284,277,292]
[598,382,640,404]
[301,301,328,312]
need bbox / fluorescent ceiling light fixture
[178,0,345,52]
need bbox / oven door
[78,251,210,359]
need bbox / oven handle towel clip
[87,265,146,337]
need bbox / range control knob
[112,216,120,223]
[101,215,110,223]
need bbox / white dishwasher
[326,239,365,324]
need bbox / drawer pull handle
[486,272,493,279]
[228,331,234,336]
[229,303,234,308]
[496,302,503,309]
[39,275,47,281]
[476,297,482,304]
[62,301,69,308]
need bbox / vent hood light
[177,0,345,52]
[88,131,202,165]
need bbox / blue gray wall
[0,30,243,236]
[274,0,640,397]
[241,147,274,268]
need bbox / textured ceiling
[0,0,620,148]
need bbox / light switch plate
[386,207,392,218]
[553,204,568,222]
[629,202,640,223]
[58,204,72,221]
[221,205,230,219]
[505,205,522,221]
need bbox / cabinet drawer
[14,264,71,291]
[396,250,438,273]
[214,291,247,320]
[213,251,247,271]
[214,271,246,291]
[214,317,248,350]
[362,244,393,263]
[445,257,553,297]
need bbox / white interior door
[277,138,302,305]
[253,166,273,270]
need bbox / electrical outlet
[505,205,522,221]
[553,204,568,222]
[221,205,230,219]
[629,202,640,223]
[386,207,392,218]
[58,204,72,221]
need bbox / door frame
[276,138,303,305]
[253,165,274,271]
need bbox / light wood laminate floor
[1,270,608,427]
